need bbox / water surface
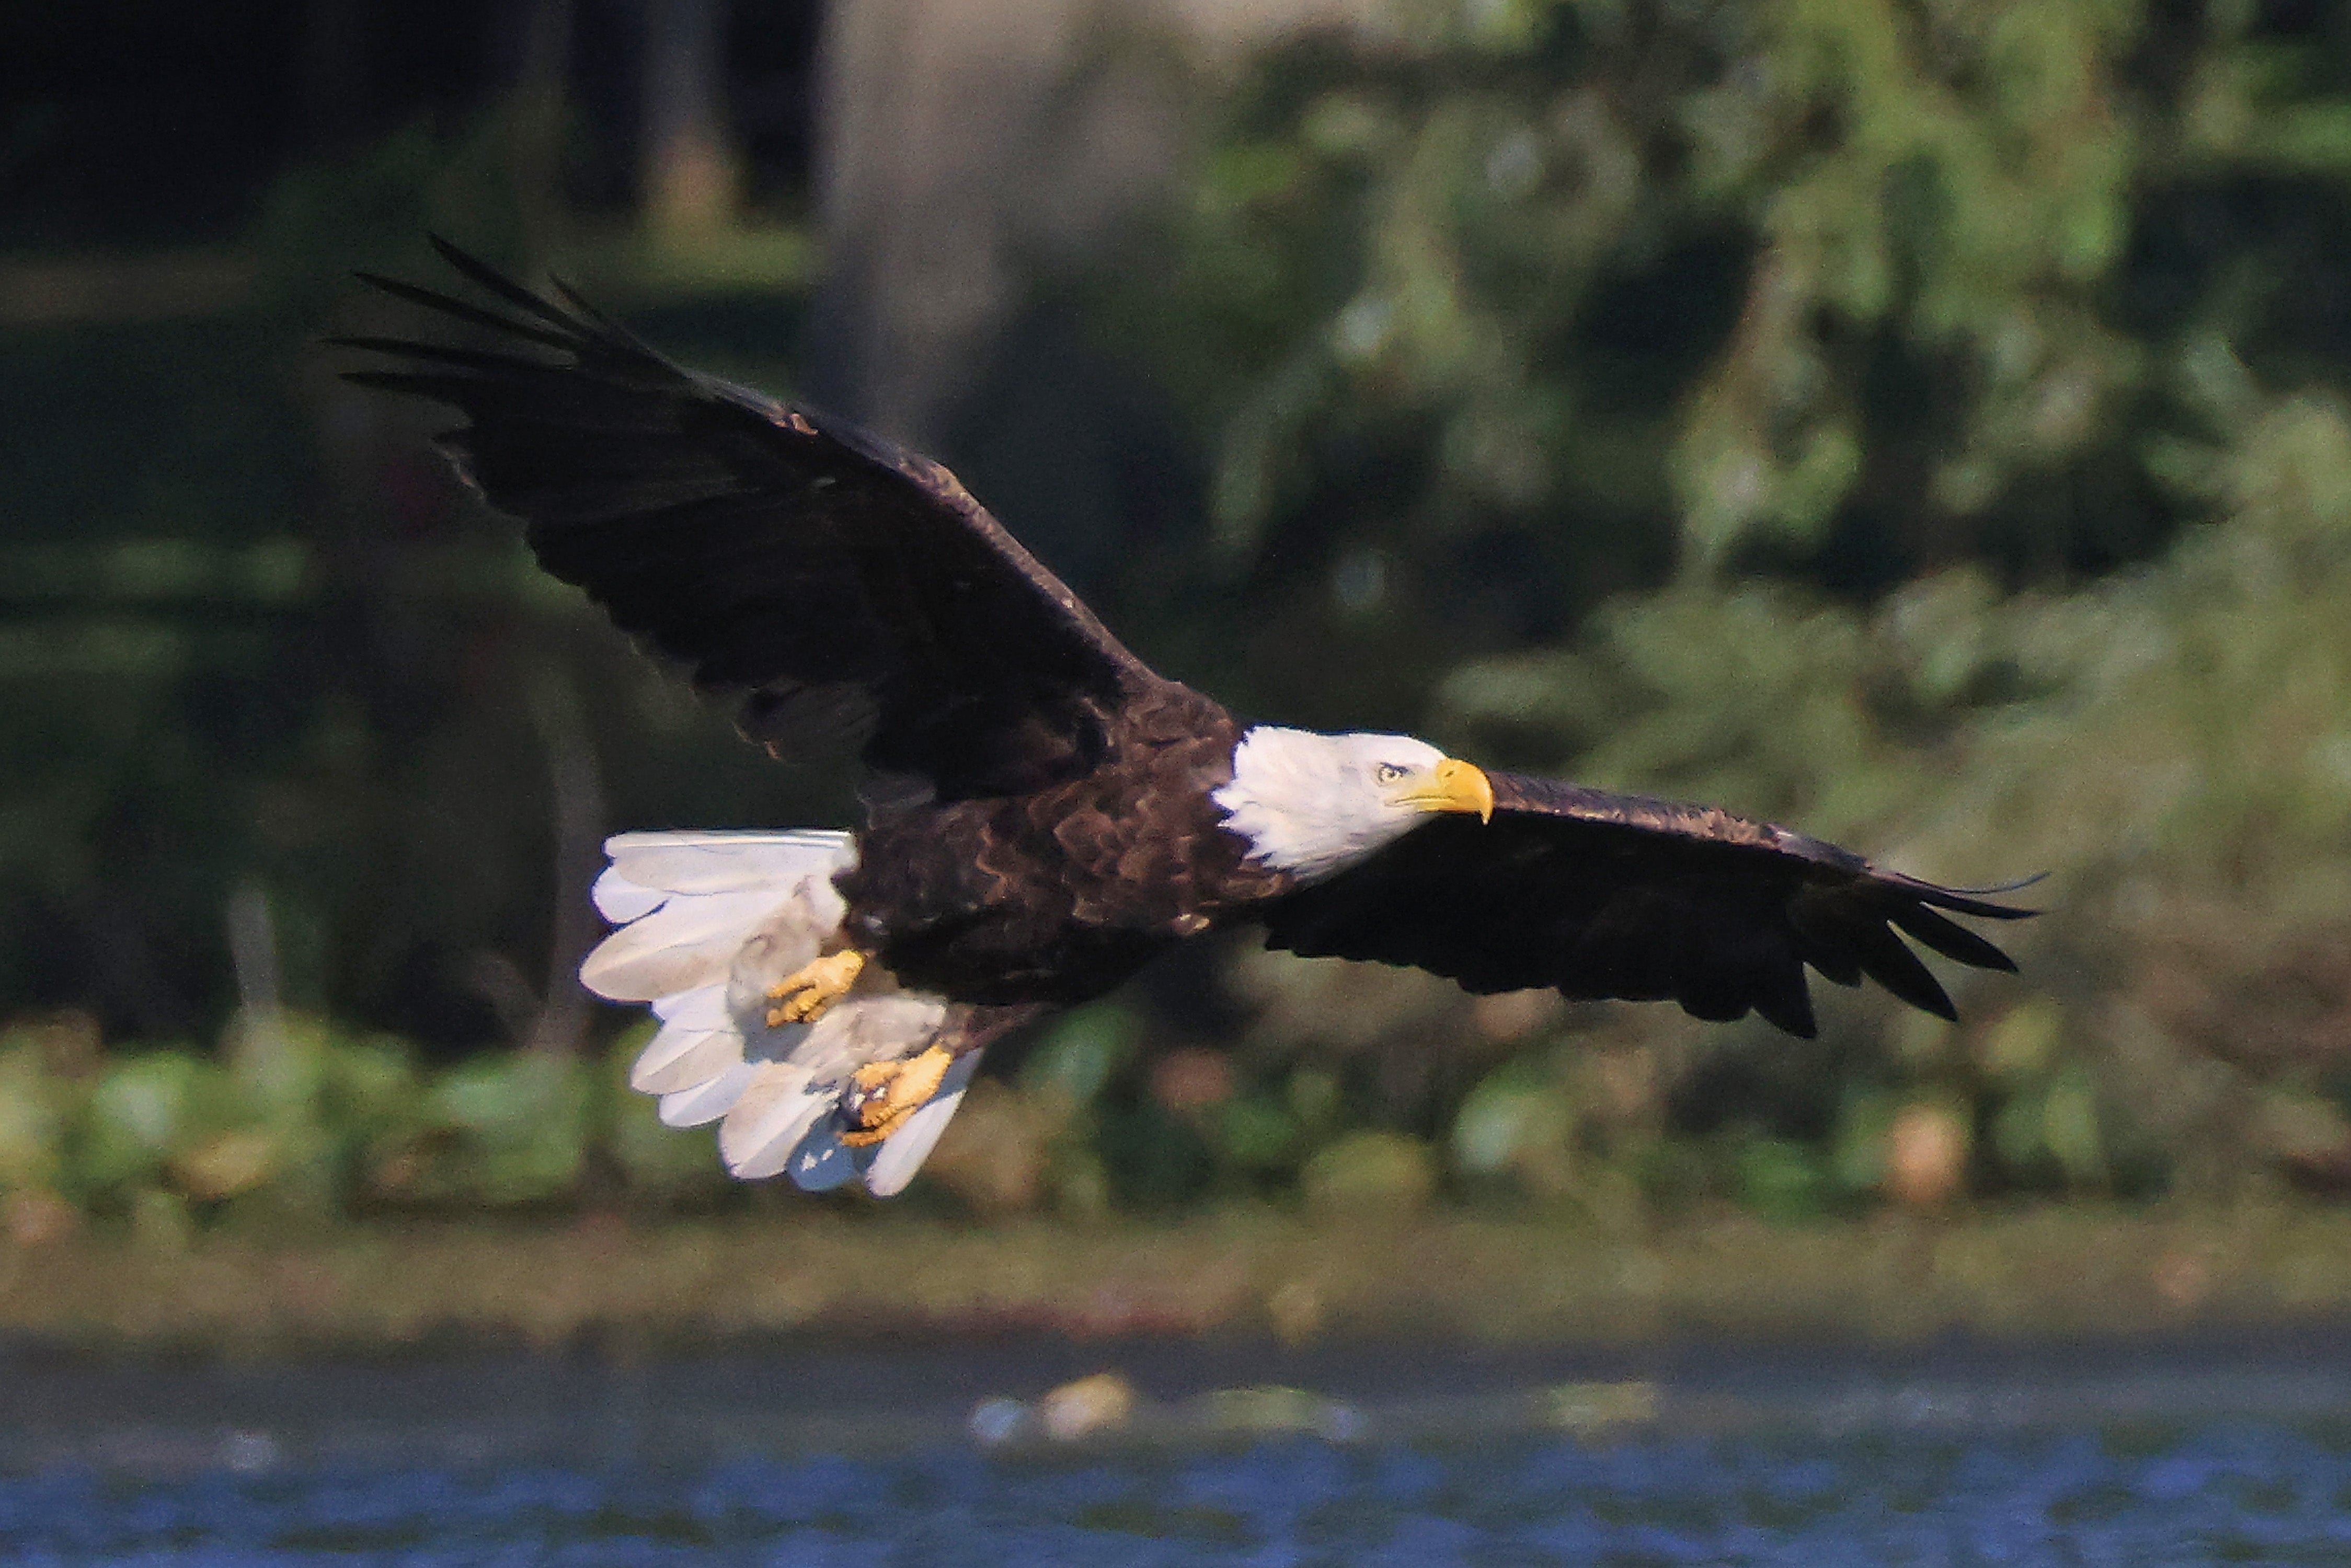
[12,1424,2351,1565]
[8,1332,2351,1564]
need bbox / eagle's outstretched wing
[1256,772,2033,1037]
[334,238,1162,803]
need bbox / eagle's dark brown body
[840,681,1291,1005]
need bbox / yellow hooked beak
[1400,757,1495,823]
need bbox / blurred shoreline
[4,1203,2349,1357]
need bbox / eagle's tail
[578,829,976,1195]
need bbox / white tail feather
[604,829,855,894]
[591,871,668,923]
[650,983,730,1027]
[631,1023,742,1096]
[587,828,971,1195]
[659,1064,756,1128]
[717,1062,831,1179]
[581,888,809,1001]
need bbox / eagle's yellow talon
[837,1044,956,1147]
[763,950,867,1027]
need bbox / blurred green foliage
[0,1010,718,1239]
[1100,0,2351,692]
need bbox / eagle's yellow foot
[764,950,867,1027]
[837,1044,955,1147]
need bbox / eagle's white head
[1213,725,1495,884]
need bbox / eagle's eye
[1373,763,1406,785]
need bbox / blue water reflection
[7,1423,2351,1565]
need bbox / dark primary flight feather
[334,236,1156,802]
[1257,774,2032,1038]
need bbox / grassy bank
[6,1203,2351,1355]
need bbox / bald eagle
[338,240,2031,1196]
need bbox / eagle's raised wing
[1256,772,2033,1038]
[334,238,1162,803]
